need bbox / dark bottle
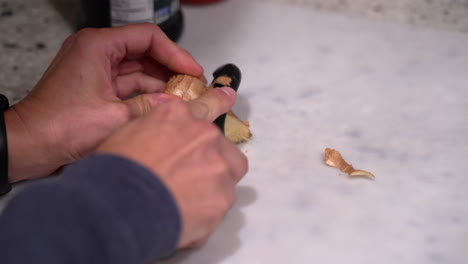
[79,0,184,42]
[181,0,222,4]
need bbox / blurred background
[0,0,467,103]
[1,1,467,263]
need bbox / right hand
[97,87,248,248]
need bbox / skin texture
[4,23,248,248]
[97,92,248,248]
[6,23,205,182]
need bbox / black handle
[211,64,242,133]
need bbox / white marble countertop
[160,1,468,263]
[260,0,468,33]
[1,1,467,263]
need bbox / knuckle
[212,156,230,175]
[203,152,229,179]
[195,101,213,120]
[189,122,222,146]
[200,122,221,140]
[74,28,107,49]
[75,28,98,41]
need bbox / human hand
[97,88,248,248]
[5,23,204,182]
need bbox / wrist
[5,104,65,182]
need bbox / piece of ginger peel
[324,148,375,179]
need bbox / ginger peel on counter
[324,148,375,179]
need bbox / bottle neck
[154,0,181,25]
[110,0,181,27]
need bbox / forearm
[0,154,181,263]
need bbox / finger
[187,87,236,122]
[118,59,144,76]
[123,93,179,118]
[115,72,166,99]
[219,138,249,183]
[118,57,180,82]
[140,57,174,81]
[78,24,204,78]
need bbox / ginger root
[165,74,252,144]
[324,148,375,179]
[164,75,207,100]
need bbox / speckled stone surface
[259,0,468,33]
[1,0,468,263]
[0,0,76,104]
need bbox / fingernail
[219,86,234,97]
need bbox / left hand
[5,23,204,182]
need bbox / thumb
[188,87,236,122]
[123,93,178,118]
